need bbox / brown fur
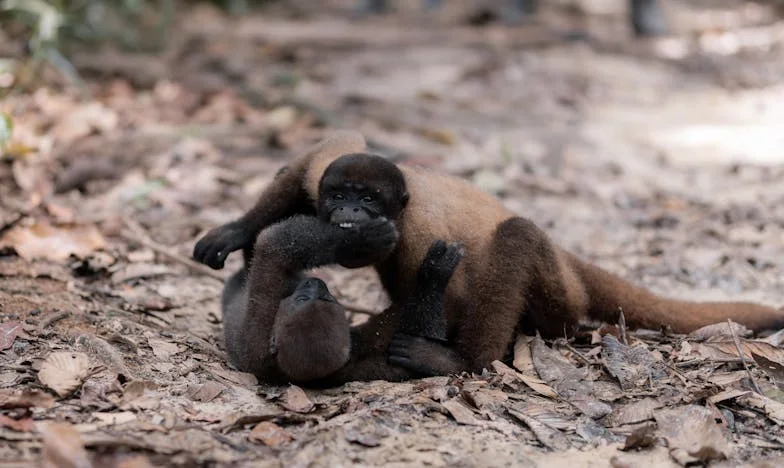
[201,130,784,375]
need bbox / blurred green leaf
[0,113,13,149]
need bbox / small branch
[120,219,228,283]
[618,307,628,346]
[727,318,763,394]
[39,311,70,330]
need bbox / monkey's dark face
[274,277,351,382]
[280,278,338,313]
[318,153,409,228]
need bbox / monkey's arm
[222,215,397,378]
[194,165,311,270]
[194,131,367,270]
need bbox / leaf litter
[1,1,784,466]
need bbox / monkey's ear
[401,191,409,208]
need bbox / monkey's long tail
[568,254,784,333]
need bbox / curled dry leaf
[689,322,751,340]
[40,422,92,468]
[0,320,22,350]
[280,385,314,413]
[0,222,106,262]
[249,421,294,447]
[442,398,483,426]
[0,388,55,409]
[0,414,34,432]
[38,352,91,398]
[654,405,730,465]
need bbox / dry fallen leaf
[654,405,730,465]
[187,381,225,402]
[0,222,106,262]
[0,320,22,350]
[507,407,570,451]
[92,411,137,427]
[249,421,294,447]
[691,339,784,364]
[147,338,183,360]
[442,398,483,426]
[39,422,92,468]
[689,322,751,340]
[0,414,34,432]
[0,388,55,409]
[38,352,91,398]
[607,398,662,427]
[512,334,536,375]
[602,335,661,390]
[281,385,314,413]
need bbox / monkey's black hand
[388,333,458,377]
[193,222,253,269]
[417,241,464,291]
[335,217,399,268]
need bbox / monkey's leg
[390,217,585,375]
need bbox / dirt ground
[2,1,784,466]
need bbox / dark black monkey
[220,213,462,384]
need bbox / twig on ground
[120,219,227,282]
[39,310,70,330]
[618,307,628,346]
[727,318,763,394]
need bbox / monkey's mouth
[338,222,356,229]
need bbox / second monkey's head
[273,277,351,382]
[318,153,409,228]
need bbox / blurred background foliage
[0,0,254,146]
[0,0,253,93]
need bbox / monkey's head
[318,153,409,229]
[272,277,351,382]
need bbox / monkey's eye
[295,295,310,303]
[361,195,374,203]
[333,193,345,201]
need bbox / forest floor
[2,1,784,466]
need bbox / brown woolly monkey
[196,130,784,377]
[220,213,463,383]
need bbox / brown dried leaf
[442,398,483,426]
[654,405,730,464]
[40,422,92,468]
[187,381,225,402]
[249,421,294,447]
[689,322,751,340]
[608,398,663,427]
[752,353,784,390]
[147,338,182,360]
[281,385,314,413]
[38,351,91,398]
[738,393,784,425]
[92,411,137,427]
[0,320,22,350]
[693,339,784,364]
[507,408,570,451]
[602,335,660,390]
[0,388,55,409]
[0,414,34,432]
[622,423,657,451]
[0,222,106,262]
[512,334,535,375]
[491,360,558,398]
[208,366,258,387]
